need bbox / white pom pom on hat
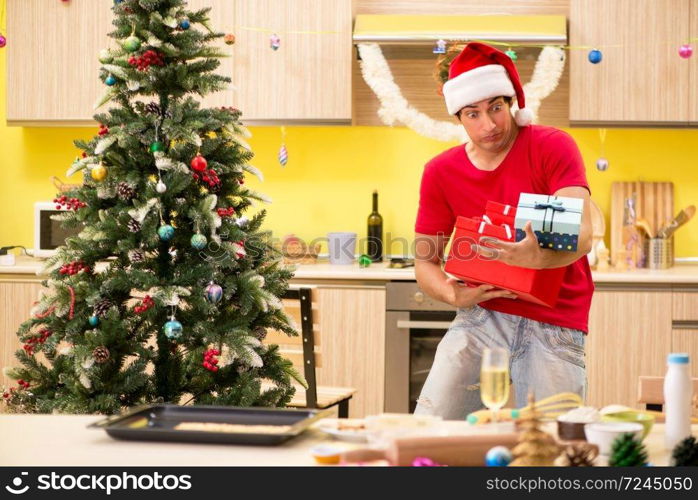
[442,42,533,126]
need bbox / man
[413,42,594,419]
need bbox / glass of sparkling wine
[480,347,510,423]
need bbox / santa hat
[442,42,533,126]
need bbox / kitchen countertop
[3,255,698,284]
[0,414,691,466]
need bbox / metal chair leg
[337,398,350,418]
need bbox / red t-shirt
[414,125,594,333]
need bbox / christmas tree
[509,393,561,466]
[1,0,303,414]
[609,433,648,467]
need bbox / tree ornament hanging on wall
[588,48,602,64]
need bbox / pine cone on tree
[127,219,141,233]
[92,346,110,364]
[252,326,267,340]
[671,436,698,466]
[94,298,113,318]
[128,249,145,263]
[609,433,648,466]
[117,182,136,201]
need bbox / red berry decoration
[127,50,165,71]
[216,207,235,217]
[133,295,155,314]
[190,154,208,172]
[59,260,91,276]
[203,348,220,372]
[98,124,109,136]
[53,195,87,211]
[23,328,52,355]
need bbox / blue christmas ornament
[158,224,175,241]
[89,315,100,327]
[163,319,183,340]
[105,75,117,86]
[205,282,223,304]
[114,0,124,4]
[485,446,513,467]
[191,233,207,250]
[180,18,190,30]
[588,49,602,64]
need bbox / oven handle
[396,320,453,330]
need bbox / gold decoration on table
[510,393,561,466]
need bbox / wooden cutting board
[610,182,674,266]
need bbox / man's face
[457,96,515,153]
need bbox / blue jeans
[413,305,587,419]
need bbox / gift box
[444,216,565,308]
[485,201,517,227]
[514,193,584,252]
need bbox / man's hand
[446,277,517,308]
[473,221,545,269]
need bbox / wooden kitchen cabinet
[231,0,352,122]
[7,0,350,125]
[0,277,43,394]
[314,285,386,418]
[6,0,113,125]
[586,288,673,409]
[6,0,233,125]
[570,0,691,124]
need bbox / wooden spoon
[635,218,654,239]
[657,205,696,239]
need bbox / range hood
[353,15,567,45]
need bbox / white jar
[664,353,692,450]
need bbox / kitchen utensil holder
[644,237,674,269]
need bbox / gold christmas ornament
[91,164,108,182]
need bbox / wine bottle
[367,190,383,262]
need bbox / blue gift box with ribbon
[514,193,584,252]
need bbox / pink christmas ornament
[679,44,693,59]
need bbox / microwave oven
[33,201,82,258]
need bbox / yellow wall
[1,42,697,258]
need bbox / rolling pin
[341,433,519,466]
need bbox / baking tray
[89,404,331,446]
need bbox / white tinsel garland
[357,43,566,143]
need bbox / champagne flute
[480,347,510,423]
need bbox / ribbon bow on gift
[534,201,566,212]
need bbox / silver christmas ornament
[156,180,167,193]
[596,157,609,172]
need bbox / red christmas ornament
[203,348,220,372]
[190,154,208,172]
[98,124,109,136]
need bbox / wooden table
[0,415,694,466]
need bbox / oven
[384,281,457,413]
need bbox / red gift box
[444,216,565,308]
[485,200,517,227]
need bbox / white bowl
[584,422,644,456]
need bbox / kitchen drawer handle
[396,320,453,330]
[672,320,698,330]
